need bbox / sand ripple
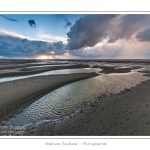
[6,72,149,125]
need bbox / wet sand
[0,60,69,70]
[0,64,89,77]
[0,59,150,136]
[0,72,98,122]
[23,78,150,136]
[0,59,37,65]
[0,62,68,70]
[21,67,150,136]
[138,70,150,77]
[98,66,141,74]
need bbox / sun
[36,55,53,60]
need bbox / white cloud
[0,55,5,59]
[37,29,67,43]
[0,29,30,39]
[0,29,67,58]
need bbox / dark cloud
[28,20,36,28]
[0,32,66,57]
[108,14,150,42]
[66,15,117,50]
[22,38,28,42]
[66,14,150,50]
[49,41,66,55]
[2,14,150,59]
[107,38,118,43]
[64,19,72,29]
[53,41,64,49]
[0,15,19,22]
[135,27,150,41]
[0,41,11,49]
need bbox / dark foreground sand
[22,78,150,136]
[0,73,98,122]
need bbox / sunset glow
[1,14,150,59]
[36,55,53,59]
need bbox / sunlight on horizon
[35,55,53,60]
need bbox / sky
[1,14,150,59]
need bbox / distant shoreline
[1,58,150,62]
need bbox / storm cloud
[108,14,150,42]
[49,41,66,55]
[0,31,66,57]
[22,38,28,42]
[135,27,150,41]
[66,14,150,50]
[66,15,117,50]
[2,14,150,59]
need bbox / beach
[0,64,89,77]
[0,59,150,136]
[29,79,150,136]
[0,72,98,122]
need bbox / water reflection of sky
[6,71,149,126]
[3,61,150,125]
[0,68,100,83]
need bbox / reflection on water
[6,72,149,125]
[30,60,70,64]
[0,68,100,83]
[26,64,67,68]
[26,63,77,68]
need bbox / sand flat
[1,59,150,136]
[29,79,150,136]
[0,64,89,77]
[0,72,98,121]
